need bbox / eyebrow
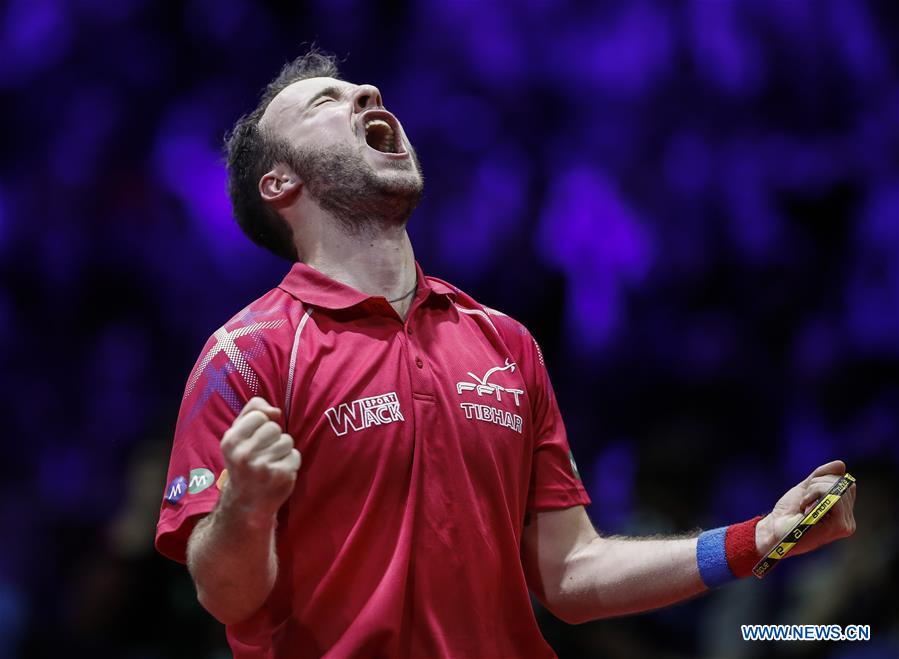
[305,85,344,110]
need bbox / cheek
[314,112,356,142]
[280,113,354,150]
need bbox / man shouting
[156,50,856,658]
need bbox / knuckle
[246,457,266,473]
[274,466,297,485]
[247,410,267,424]
[232,445,252,466]
[223,440,241,460]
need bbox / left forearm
[553,534,705,623]
[527,463,856,625]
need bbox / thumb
[237,396,282,421]
[800,488,821,514]
[807,460,846,480]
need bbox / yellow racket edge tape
[752,473,856,579]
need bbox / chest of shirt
[282,308,535,500]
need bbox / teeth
[365,119,391,131]
[364,118,397,153]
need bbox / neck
[297,212,418,317]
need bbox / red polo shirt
[156,261,590,658]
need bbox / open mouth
[363,112,404,154]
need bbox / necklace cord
[387,275,418,303]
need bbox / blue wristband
[696,526,735,589]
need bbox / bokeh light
[4,1,898,657]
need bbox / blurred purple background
[3,1,898,657]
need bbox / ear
[259,163,301,205]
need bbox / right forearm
[185,397,301,625]
[186,491,279,624]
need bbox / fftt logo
[456,359,524,406]
[325,392,405,437]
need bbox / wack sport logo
[324,392,405,437]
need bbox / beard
[285,140,424,236]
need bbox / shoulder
[180,286,305,415]
[201,285,306,363]
[428,275,544,365]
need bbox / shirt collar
[278,260,456,310]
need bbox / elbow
[553,605,594,627]
[189,560,276,625]
[196,587,254,626]
[196,588,234,625]
[542,589,595,626]
[560,610,593,626]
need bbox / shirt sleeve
[524,333,591,513]
[155,323,284,564]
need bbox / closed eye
[305,86,344,111]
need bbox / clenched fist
[219,397,301,524]
[756,459,857,557]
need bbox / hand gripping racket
[753,473,856,578]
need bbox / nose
[353,84,383,112]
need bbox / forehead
[261,76,355,127]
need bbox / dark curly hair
[224,49,341,261]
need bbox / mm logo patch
[568,450,582,480]
[324,392,404,437]
[188,468,215,494]
[165,476,187,504]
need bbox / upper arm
[156,304,290,563]
[484,313,596,606]
[521,505,599,609]
[501,319,590,511]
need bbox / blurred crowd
[2,0,898,657]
